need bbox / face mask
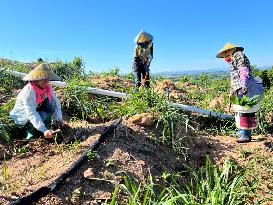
[225,56,232,63]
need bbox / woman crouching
[10,63,62,140]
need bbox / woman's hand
[44,130,53,138]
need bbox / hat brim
[135,31,153,44]
[216,47,244,58]
[23,71,61,81]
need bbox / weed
[109,157,259,205]
[53,135,64,156]
[0,99,17,143]
[36,164,48,180]
[100,67,120,77]
[2,158,9,180]
[0,60,28,94]
[60,76,117,122]
[105,159,116,167]
[51,57,85,80]
[18,145,30,154]
[66,137,80,154]
[0,123,11,143]
[87,149,99,160]
[123,71,135,81]
[71,188,82,204]
[239,148,253,158]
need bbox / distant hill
[258,65,271,70]
[153,68,228,76]
[153,66,272,77]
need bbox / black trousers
[133,63,150,88]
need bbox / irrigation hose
[9,118,122,205]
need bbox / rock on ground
[83,168,95,179]
[128,113,154,127]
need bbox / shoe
[26,132,34,140]
[236,138,251,143]
[236,130,243,135]
[236,129,252,143]
[230,130,242,138]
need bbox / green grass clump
[0,99,16,143]
[109,157,259,205]
[60,76,118,122]
[116,88,189,155]
[116,88,167,117]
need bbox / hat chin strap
[34,81,43,89]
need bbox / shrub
[59,77,117,122]
[259,70,271,89]
[179,75,189,83]
[0,99,17,143]
[100,67,121,77]
[123,71,135,81]
[51,57,85,80]
[0,60,29,94]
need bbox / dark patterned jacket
[229,51,251,92]
[133,43,153,71]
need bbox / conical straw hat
[216,43,244,58]
[134,30,153,44]
[23,63,61,81]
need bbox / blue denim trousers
[26,98,55,139]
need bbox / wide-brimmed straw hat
[134,30,153,44]
[23,63,61,81]
[216,43,244,58]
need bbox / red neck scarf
[30,82,52,104]
[225,56,232,63]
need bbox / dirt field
[1,118,272,205]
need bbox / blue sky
[0,0,273,73]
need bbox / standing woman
[10,63,63,140]
[216,43,263,143]
[132,30,153,90]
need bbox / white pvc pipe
[0,68,27,78]
[170,103,233,119]
[0,68,127,98]
[49,81,127,98]
[0,68,233,119]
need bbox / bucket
[233,104,259,130]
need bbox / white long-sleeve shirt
[10,83,62,133]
